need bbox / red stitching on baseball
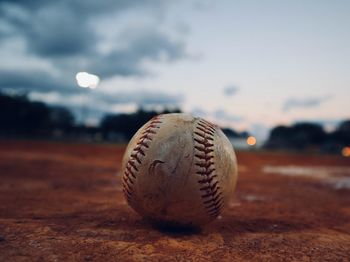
[194,137,214,146]
[196,126,214,135]
[135,141,150,148]
[195,154,214,161]
[123,187,132,197]
[122,115,162,203]
[198,121,215,132]
[198,174,217,184]
[143,129,157,135]
[195,161,214,168]
[124,170,135,180]
[194,119,223,218]
[202,184,221,198]
[197,168,215,176]
[126,165,136,178]
[200,181,219,191]
[128,160,139,172]
[138,134,153,141]
[130,153,142,164]
[134,147,145,156]
[203,193,222,204]
[194,146,214,154]
[194,131,214,140]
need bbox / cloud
[28,87,183,125]
[223,85,239,96]
[0,69,76,93]
[90,28,187,78]
[0,0,161,14]
[190,107,244,123]
[95,90,184,106]
[0,1,171,58]
[0,2,94,57]
[0,0,187,78]
[283,95,332,112]
[29,89,183,114]
[191,107,209,118]
[213,109,243,123]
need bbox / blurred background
[0,0,349,155]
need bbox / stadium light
[75,72,100,89]
[342,147,350,157]
[246,136,257,146]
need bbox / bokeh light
[75,72,100,89]
[342,147,350,157]
[246,136,257,146]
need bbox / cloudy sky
[0,0,349,140]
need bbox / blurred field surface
[0,140,349,261]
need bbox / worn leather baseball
[121,113,238,227]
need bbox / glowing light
[246,136,257,146]
[342,147,350,157]
[75,72,100,89]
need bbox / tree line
[0,92,245,142]
[0,91,348,154]
[264,121,350,153]
[0,92,74,137]
[0,92,183,141]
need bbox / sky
[0,0,349,141]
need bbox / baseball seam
[194,119,223,218]
[122,115,162,203]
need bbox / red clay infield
[0,140,349,261]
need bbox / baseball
[121,113,238,227]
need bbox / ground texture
[0,140,349,261]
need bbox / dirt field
[0,140,349,261]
